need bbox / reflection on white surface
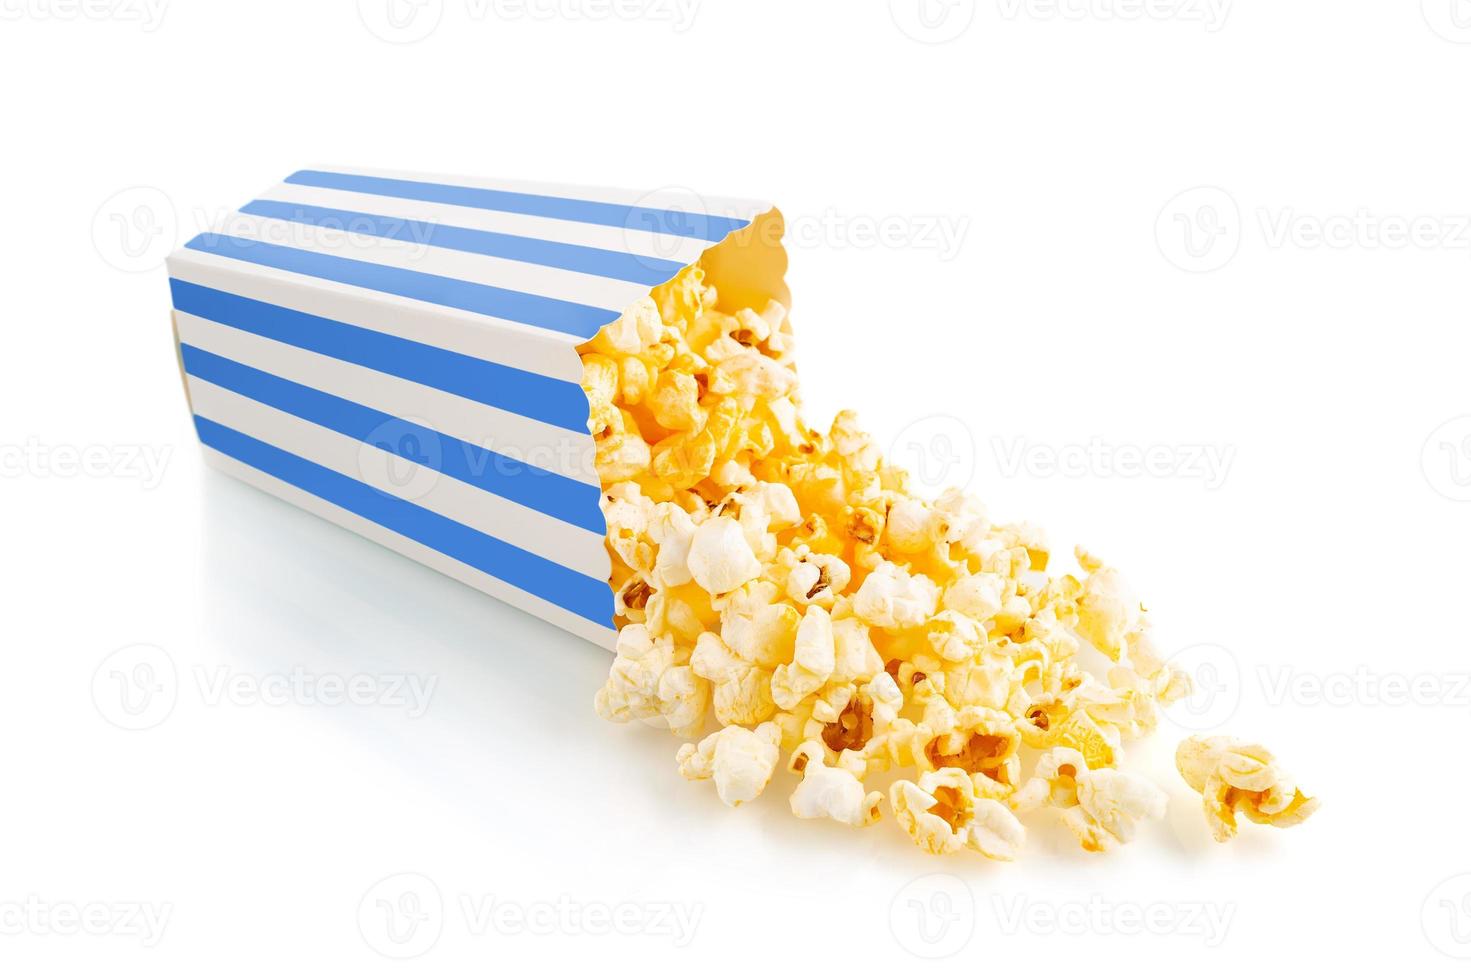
[197,464,623,790]
[199,463,608,712]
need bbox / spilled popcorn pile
[582,261,1317,857]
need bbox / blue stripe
[181,344,605,536]
[194,416,614,628]
[184,234,616,339]
[239,199,685,287]
[284,170,750,244]
[169,280,591,434]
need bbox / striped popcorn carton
[166,167,788,650]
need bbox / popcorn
[651,428,718,490]
[603,482,657,574]
[718,581,799,668]
[743,481,802,534]
[1014,748,1167,853]
[677,722,783,806]
[1049,711,1121,771]
[890,769,1027,859]
[709,351,797,404]
[1073,549,1143,660]
[617,354,654,405]
[1176,736,1319,842]
[732,306,773,345]
[852,562,940,631]
[594,295,663,354]
[926,610,986,662]
[883,497,937,554]
[649,504,698,589]
[771,605,836,711]
[788,740,882,828]
[686,516,762,595]
[595,427,652,484]
[942,572,1005,623]
[725,482,800,561]
[648,371,706,431]
[643,586,710,646]
[784,551,851,608]
[931,488,987,543]
[581,354,619,415]
[690,630,777,727]
[940,655,1012,712]
[809,673,902,755]
[581,254,1315,861]
[913,702,1021,796]
[594,625,709,739]
[613,572,653,623]
[830,616,885,686]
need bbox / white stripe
[176,312,599,486]
[202,447,618,651]
[188,378,610,581]
[168,250,586,381]
[256,182,711,266]
[308,164,771,223]
[209,212,657,314]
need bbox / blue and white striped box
[167,167,789,650]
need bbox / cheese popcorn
[582,256,1315,860]
[1176,736,1320,842]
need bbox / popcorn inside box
[166,167,1316,857]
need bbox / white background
[3,0,1470,975]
